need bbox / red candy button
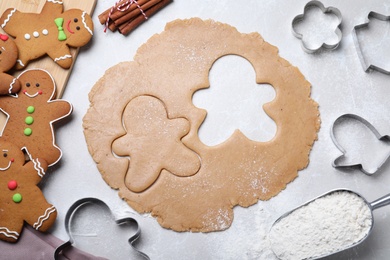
[8,180,18,190]
[0,34,8,41]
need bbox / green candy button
[27,106,35,114]
[13,193,22,203]
[25,116,34,125]
[24,128,32,136]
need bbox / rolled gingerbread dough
[83,18,320,232]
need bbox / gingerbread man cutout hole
[193,55,276,146]
[112,95,201,193]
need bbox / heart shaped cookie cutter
[352,11,390,75]
[292,0,343,53]
[331,114,390,175]
[54,198,149,260]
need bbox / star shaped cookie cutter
[292,0,343,53]
[54,198,149,260]
[352,12,390,74]
[331,114,390,175]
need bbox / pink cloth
[0,225,107,260]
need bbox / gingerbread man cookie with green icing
[0,140,55,243]
[0,0,94,69]
[0,33,20,94]
[0,68,72,166]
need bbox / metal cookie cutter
[292,0,342,53]
[352,12,390,74]
[54,198,149,260]
[331,114,390,175]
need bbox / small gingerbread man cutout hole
[193,55,276,146]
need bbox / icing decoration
[27,106,35,114]
[33,31,39,38]
[24,128,32,136]
[0,33,8,41]
[48,0,63,4]
[0,160,12,171]
[42,29,49,35]
[66,20,74,34]
[0,227,19,240]
[32,159,46,178]
[54,18,67,41]
[82,11,94,35]
[24,34,31,40]
[12,193,22,203]
[25,116,34,125]
[23,90,40,98]
[8,180,17,190]
[9,78,17,94]
[54,54,72,62]
[33,206,56,230]
[1,8,15,28]
[16,60,25,68]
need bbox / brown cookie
[0,140,55,243]
[0,68,72,166]
[0,0,94,69]
[0,33,20,94]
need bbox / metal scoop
[269,189,390,260]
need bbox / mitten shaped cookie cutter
[353,12,390,74]
[331,114,390,175]
[292,0,342,53]
[54,198,149,260]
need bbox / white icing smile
[23,90,42,98]
[0,160,12,171]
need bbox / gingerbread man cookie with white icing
[0,69,72,166]
[0,0,94,69]
[0,33,20,94]
[0,140,55,243]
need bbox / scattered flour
[269,190,372,260]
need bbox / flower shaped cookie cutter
[353,12,390,75]
[54,198,149,260]
[292,0,343,53]
[331,114,390,175]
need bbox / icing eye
[74,18,78,23]
[35,83,40,87]
[3,153,7,157]
[76,26,80,30]
[26,83,30,87]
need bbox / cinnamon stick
[108,21,118,32]
[98,0,148,25]
[119,0,172,35]
[98,0,129,24]
[113,0,162,27]
[110,0,150,21]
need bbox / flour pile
[269,190,372,260]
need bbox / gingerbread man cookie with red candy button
[0,68,72,166]
[0,140,56,243]
[0,0,94,69]
[0,33,20,94]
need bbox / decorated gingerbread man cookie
[0,69,72,166]
[0,0,94,69]
[0,140,56,243]
[0,33,20,94]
